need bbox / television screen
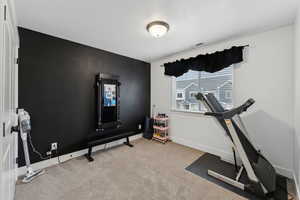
[103,84,116,107]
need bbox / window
[176,90,185,100]
[190,103,200,111]
[225,90,232,99]
[172,67,233,112]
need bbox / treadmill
[196,93,277,197]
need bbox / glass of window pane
[175,67,233,112]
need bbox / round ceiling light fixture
[146,21,170,38]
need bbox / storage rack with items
[152,114,169,144]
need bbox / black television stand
[85,129,139,162]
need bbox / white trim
[218,80,232,89]
[176,74,232,81]
[272,164,293,179]
[5,0,19,45]
[182,82,198,90]
[171,135,233,161]
[198,74,233,79]
[170,77,176,109]
[170,109,205,115]
[18,134,142,176]
[171,135,293,179]
[293,172,300,200]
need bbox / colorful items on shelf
[152,114,169,144]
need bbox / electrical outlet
[46,151,52,156]
[51,142,58,151]
[138,124,142,130]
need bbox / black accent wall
[18,27,150,166]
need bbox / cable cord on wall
[28,131,62,164]
[28,131,51,160]
[55,149,61,164]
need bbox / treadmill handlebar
[204,98,255,119]
[195,93,205,101]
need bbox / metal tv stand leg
[85,147,94,162]
[124,137,134,147]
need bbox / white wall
[294,7,300,191]
[151,25,295,177]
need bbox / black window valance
[164,45,247,77]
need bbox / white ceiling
[15,0,299,62]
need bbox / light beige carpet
[16,138,257,200]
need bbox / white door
[0,0,19,199]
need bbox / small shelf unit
[152,116,169,144]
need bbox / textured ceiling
[16,0,299,62]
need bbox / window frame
[171,67,234,114]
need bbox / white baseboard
[170,136,293,179]
[274,165,293,179]
[293,173,300,200]
[171,136,233,162]
[18,134,142,176]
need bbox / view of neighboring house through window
[189,91,198,98]
[173,66,233,112]
[176,91,184,100]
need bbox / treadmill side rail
[208,170,245,190]
[225,120,259,183]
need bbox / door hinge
[4,5,7,21]
[16,157,19,165]
[15,57,19,64]
[2,122,5,137]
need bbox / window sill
[170,109,206,115]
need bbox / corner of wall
[293,5,300,199]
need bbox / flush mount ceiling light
[146,21,169,38]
